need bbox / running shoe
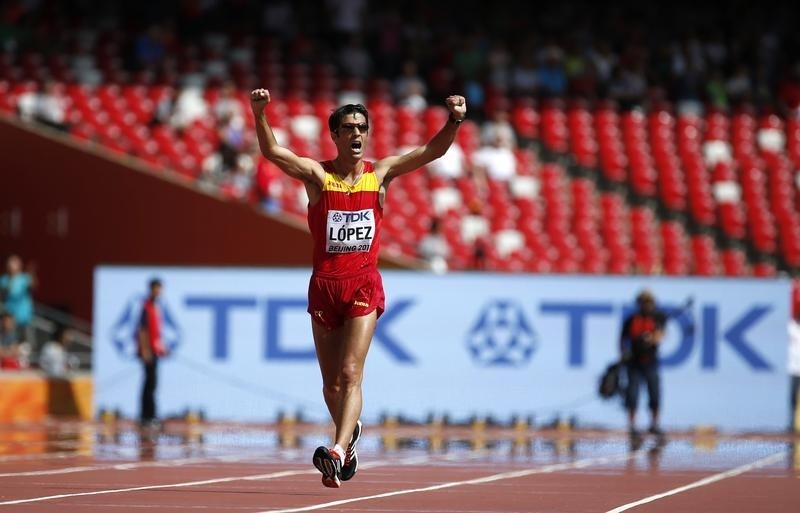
[648,425,666,441]
[628,428,644,450]
[341,420,362,481]
[313,446,342,488]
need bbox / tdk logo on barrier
[111,296,181,359]
[467,301,538,366]
[465,299,774,370]
[110,287,775,371]
[183,297,416,363]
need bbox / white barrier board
[93,267,791,431]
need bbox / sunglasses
[338,123,369,133]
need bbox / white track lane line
[603,451,786,513]
[0,443,458,479]
[256,452,637,513]
[0,451,273,478]
[0,468,322,506]
[0,454,434,507]
[0,451,85,463]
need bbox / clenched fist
[250,88,271,115]
[445,95,467,121]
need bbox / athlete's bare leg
[312,321,341,418]
[312,310,377,450]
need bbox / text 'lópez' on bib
[326,209,375,253]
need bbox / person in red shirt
[251,87,467,488]
[620,289,667,444]
[137,278,167,428]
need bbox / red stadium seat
[2,38,791,279]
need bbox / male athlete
[250,88,467,487]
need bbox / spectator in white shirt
[472,131,517,193]
[481,109,516,150]
[40,326,75,379]
[427,142,466,180]
[395,60,428,112]
[417,218,450,274]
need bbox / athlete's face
[332,113,369,160]
[639,297,655,313]
[150,283,162,300]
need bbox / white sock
[332,444,345,460]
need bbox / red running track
[0,421,797,513]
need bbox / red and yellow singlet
[307,161,383,278]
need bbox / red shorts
[307,270,385,329]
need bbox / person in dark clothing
[620,289,667,441]
[137,278,167,428]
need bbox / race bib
[326,209,376,253]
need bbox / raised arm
[374,95,467,184]
[250,89,325,186]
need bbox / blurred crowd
[0,254,35,370]
[2,0,800,272]
[3,1,799,190]
[2,0,798,115]
[0,254,76,376]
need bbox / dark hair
[328,104,370,132]
[636,289,655,305]
[54,324,68,342]
[149,277,163,289]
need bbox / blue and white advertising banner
[93,267,791,431]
